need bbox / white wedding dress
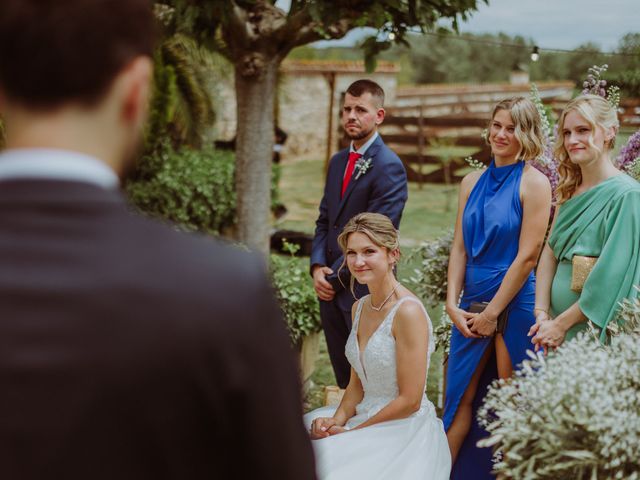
[304,296,451,480]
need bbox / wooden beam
[324,71,336,174]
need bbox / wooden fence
[618,98,640,127]
[378,82,575,184]
[375,83,640,184]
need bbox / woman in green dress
[530,94,640,351]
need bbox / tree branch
[291,18,355,49]
[221,1,251,55]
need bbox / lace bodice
[345,296,436,421]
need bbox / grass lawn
[276,157,458,412]
[276,158,459,242]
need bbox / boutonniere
[354,157,372,180]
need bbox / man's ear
[121,56,153,124]
[376,107,385,125]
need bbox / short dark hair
[345,79,385,107]
[0,0,156,109]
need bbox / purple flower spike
[616,129,640,173]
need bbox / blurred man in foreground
[0,1,316,478]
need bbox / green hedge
[126,144,236,235]
[270,242,321,345]
[404,231,453,308]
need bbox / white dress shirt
[0,148,119,189]
[344,131,379,177]
[349,131,379,156]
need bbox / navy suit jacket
[310,134,408,310]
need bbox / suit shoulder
[120,211,263,287]
[376,142,403,164]
[329,148,349,165]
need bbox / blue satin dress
[444,160,536,479]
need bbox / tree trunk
[234,59,279,254]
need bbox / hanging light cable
[414,31,640,58]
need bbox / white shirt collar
[349,131,379,156]
[0,148,120,189]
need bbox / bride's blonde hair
[554,94,619,204]
[337,213,400,298]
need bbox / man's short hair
[0,0,156,109]
[346,80,385,108]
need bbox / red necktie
[341,152,361,198]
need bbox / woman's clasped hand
[309,418,348,439]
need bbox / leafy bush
[404,232,454,355]
[126,144,236,235]
[404,232,453,353]
[404,231,453,308]
[608,69,640,98]
[478,288,640,480]
[270,242,321,346]
[613,287,640,335]
[626,157,640,182]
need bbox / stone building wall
[213,60,399,163]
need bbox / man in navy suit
[310,79,408,388]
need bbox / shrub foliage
[126,144,236,235]
[478,290,640,480]
[270,242,321,346]
[404,231,453,308]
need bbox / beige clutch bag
[571,255,598,293]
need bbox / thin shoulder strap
[353,296,367,328]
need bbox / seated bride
[304,212,451,480]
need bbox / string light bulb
[531,46,540,62]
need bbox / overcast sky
[308,0,638,52]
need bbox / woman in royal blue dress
[444,97,551,478]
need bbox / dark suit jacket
[0,179,316,480]
[310,135,408,310]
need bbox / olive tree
[159,0,487,253]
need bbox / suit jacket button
[328,248,333,254]
[333,225,338,230]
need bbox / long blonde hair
[337,212,399,297]
[554,94,619,203]
[488,97,546,161]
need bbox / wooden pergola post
[417,101,425,189]
[324,71,337,174]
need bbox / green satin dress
[549,174,640,342]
